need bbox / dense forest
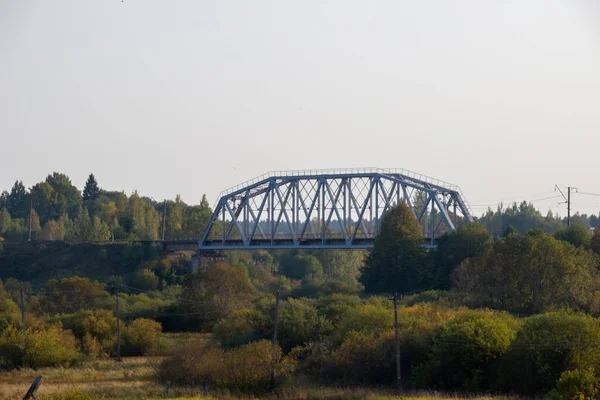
[0,173,213,242]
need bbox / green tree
[454,231,600,314]
[6,181,28,219]
[40,277,110,314]
[128,192,160,240]
[90,216,110,241]
[181,195,213,238]
[0,191,7,209]
[0,208,11,235]
[131,269,159,291]
[82,173,100,202]
[29,182,59,223]
[180,263,257,330]
[554,224,592,248]
[39,218,66,240]
[166,195,185,238]
[360,201,429,294]
[434,223,492,289]
[419,312,518,390]
[45,172,82,217]
[279,252,324,282]
[501,312,600,394]
[25,208,41,239]
[69,207,92,241]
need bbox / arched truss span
[199,168,473,250]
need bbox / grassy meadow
[0,355,525,400]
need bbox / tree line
[0,173,214,241]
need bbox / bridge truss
[199,168,473,250]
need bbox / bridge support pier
[192,250,227,273]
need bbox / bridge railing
[214,167,465,207]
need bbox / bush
[159,339,296,394]
[131,269,159,291]
[336,303,393,341]
[320,330,395,384]
[0,324,79,369]
[415,311,518,391]
[55,309,116,357]
[123,318,166,356]
[213,309,259,348]
[0,297,20,332]
[500,312,600,394]
[550,368,598,400]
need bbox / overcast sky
[1,1,599,216]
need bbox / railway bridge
[197,168,473,253]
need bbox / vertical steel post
[375,178,380,234]
[430,196,435,246]
[221,206,226,245]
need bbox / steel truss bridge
[199,168,473,250]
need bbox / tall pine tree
[83,174,100,201]
[360,201,430,294]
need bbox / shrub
[0,297,20,332]
[0,324,79,369]
[123,318,166,356]
[336,303,393,341]
[321,330,395,384]
[415,311,518,391]
[212,309,259,348]
[55,309,116,357]
[500,312,600,394]
[159,339,296,394]
[550,368,598,400]
[131,269,159,291]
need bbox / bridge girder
[199,169,473,250]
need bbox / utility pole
[161,200,167,241]
[555,185,577,226]
[19,282,26,331]
[28,200,32,242]
[270,288,281,388]
[115,288,121,362]
[393,293,401,393]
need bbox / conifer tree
[83,174,100,202]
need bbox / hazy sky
[1,1,599,216]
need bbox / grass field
[0,356,525,400]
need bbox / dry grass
[0,356,526,400]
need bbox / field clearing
[0,356,525,400]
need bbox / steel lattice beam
[199,169,473,250]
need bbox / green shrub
[212,309,259,348]
[415,311,518,391]
[55,309,116,357]
[159,339,296,394]
[123,318,165,356]
[0,297,20,332]
[501,312,600,394]
[131,269,159,291]
[336,303,393,341]
[0,324,80,369]
[550,368,598,400]
[320,330,395,384]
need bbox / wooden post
[393,293,401,393]
[270,289,281,387]
[116,289,121,362]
